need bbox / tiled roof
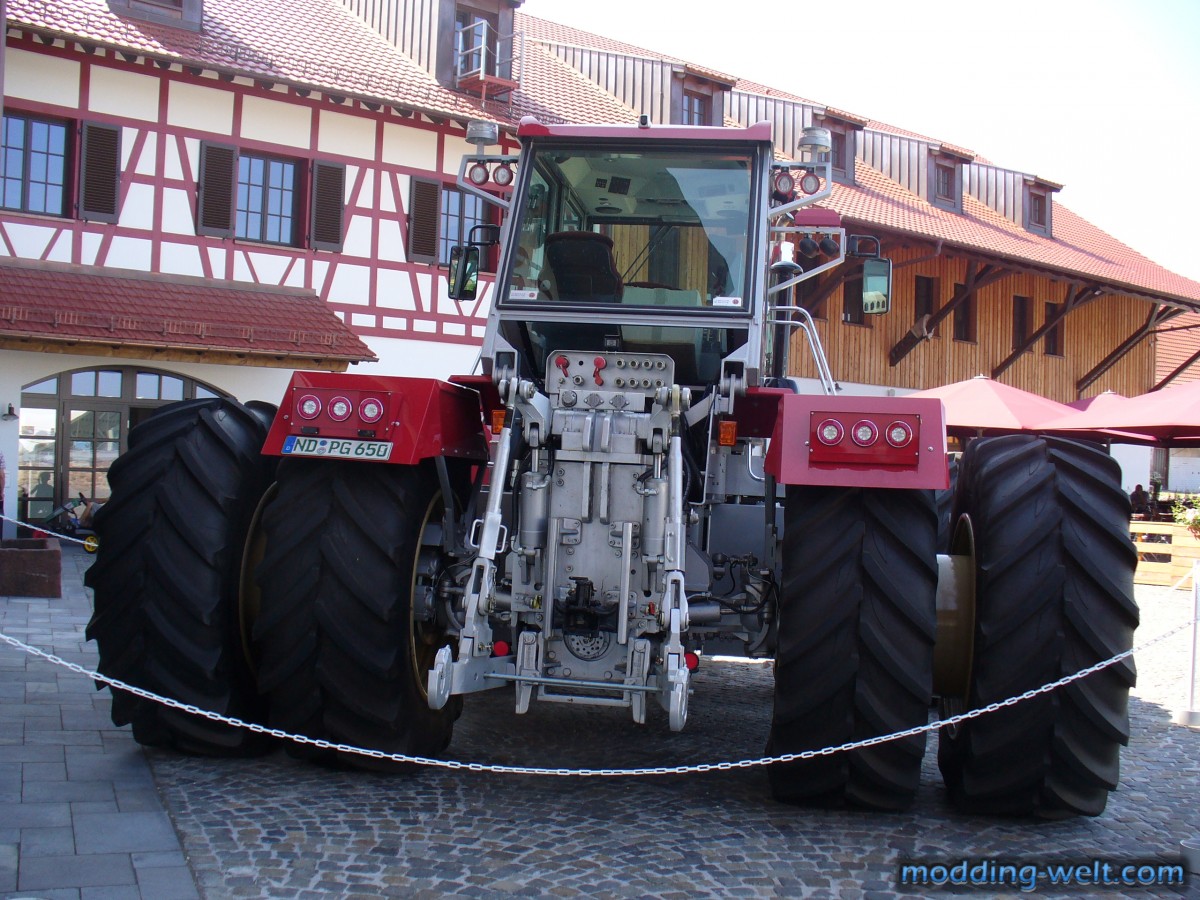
[0,259,376,364]
[828,161,1200,307]
[6,0,493,123]
[497,41,639,126]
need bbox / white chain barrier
[0,513,93,547]
[0,616,1195,777]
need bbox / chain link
[0,617,1194,777]
[0,513,91,547]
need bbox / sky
[518,0,1200,283]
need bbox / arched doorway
[17,366,226,523]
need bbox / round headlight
[328,396,353,422]
[799,171,822,194]
[492,164,514,187]
[296,394,322,420]
[851,419,879,447]
[772,171,796,197]
[816,418,844,446]
[359,397,384,424]
[886,421,913,448]
[468,162,490,186]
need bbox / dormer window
[1024,184,1052,235]
[671,75,723,126]
[815,116,857,186]
[929,154,962,213]
[682,90,710,126]
[108,0,203,32]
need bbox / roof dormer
[813,112,865,187]
[965,163,1061,236]
[441,0,524,100]
[107,0,203,32]
[669,67,733,126]
[1023,176,1060,236]
[928,146,970,213]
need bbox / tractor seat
[543,231,623,303]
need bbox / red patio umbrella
[1038,380,1200,445]
[908,375,1076,434]
[1066,390,1126,412]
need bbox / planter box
[1131,520,1200,587]
[0,538,62,598]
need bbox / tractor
[85,117,1138,818]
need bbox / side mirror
[861,257,892,315]
[448,245,480,301]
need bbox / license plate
[282,436,393,460]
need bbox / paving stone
[73,811,181,855]
[23,779,114,803]
[20,823,76,856]
[135,864,203,899]
[18,852,136,890]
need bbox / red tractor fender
[757,391,949,490]
[262,371,489,465]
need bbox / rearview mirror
[447,245,480,301]
[862,257,892,315]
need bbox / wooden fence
[1132,521,1200,587]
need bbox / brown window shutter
[407,178,440,264]
[197,142,236,237]
[310,161,346,251]
[79,123,121,223]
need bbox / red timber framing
[0,30,514,349]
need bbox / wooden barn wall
[726,91,817,161]
[1155,311,1200,385]
[547,45,672,123]
[860,131,927,199]
[966,162,1025,225]
[787,246,1155,400]
[340,0,439,73]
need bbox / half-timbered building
[3,0,1199,523]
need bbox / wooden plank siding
[786,245,1155,400]
[1154,310,1200,386]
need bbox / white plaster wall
[441,134,473,175]
[5,48,80,107]
[317,110,375,160]
[89,66,160,122]
[241,94,312,149]
[354,336,481,379]
[167,82,234,134]
[382,122,436,169]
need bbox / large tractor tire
[934,454,960,554]
[84,398,276,755]
[938,435,1138,818]
[252,458,459,768]
[768,486,938,810]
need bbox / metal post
[1173,559,1200,727]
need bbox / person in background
[1129,483,1150,515]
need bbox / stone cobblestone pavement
[2,543,1199,898]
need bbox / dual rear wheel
[768,435,1138,817]
[86,399,459,764]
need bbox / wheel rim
[410,490,453,703]
[238,482,277,677]
[933,513,977,702]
